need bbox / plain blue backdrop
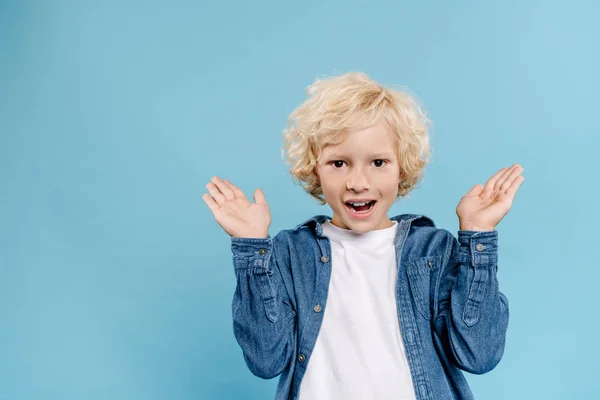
[1,0,599,399]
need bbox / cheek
[319,173,341,192]
[319,181,335,199]
[375,174,400,195]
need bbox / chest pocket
[406,255,442,320]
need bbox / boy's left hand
[456,164,525,231]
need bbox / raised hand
[202,176,271,238]
[456,164,525,231]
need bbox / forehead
[321,123,397,157]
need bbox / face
[315,122,401,233]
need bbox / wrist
[233,231,269,239]
[459,224,495,232]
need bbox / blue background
[1,0,599,399]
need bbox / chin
[346,218,382,233]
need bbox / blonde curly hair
[281,72,432,205]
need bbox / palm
[203,177,271,238]
[214,197,271,237]
[456,164,524,230]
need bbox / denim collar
[293,213,435,237]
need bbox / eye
[331,160,346,168]
[372,159,387,168]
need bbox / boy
[203,72,524,400]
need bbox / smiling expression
[315,122,401,233]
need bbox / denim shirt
[230,213,509,400]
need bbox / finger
[202,193,220,214]
[253,188,267,205]
[482,167,508,195]
[206,182,225,205]
[499,165,524,193]
[503,175,525,199]
[494,164,519,192]
[223,179,246,199]
[211,176,235,200]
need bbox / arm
[433,229,508,374]
[231,233,297,379]
[433,163,523,372]
[202,177,296,378]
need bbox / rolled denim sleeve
[230,234,297,379]
[433,229,509,374]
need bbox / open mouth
[345,200,376,214]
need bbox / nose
[346,168,371,192]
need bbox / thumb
[466,184,484,196]
[253,188,267,205]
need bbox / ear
[313,169,320,184]
[312,165,320,184]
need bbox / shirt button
[321,255,329,263]
[297,353,306,363]
[475,243,485,251]
[313,304,322,313]
[259,248,267,255]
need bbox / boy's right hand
[203,176,272,239]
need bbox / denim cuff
[457,230,498,267]
[231,236,273,270]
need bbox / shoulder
[269,216,326,253]
[274,214,331,241]
[399,213,454,259]
[397,212,450,234]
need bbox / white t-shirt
[298,220,417,400]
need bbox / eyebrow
[326,153,394,159]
